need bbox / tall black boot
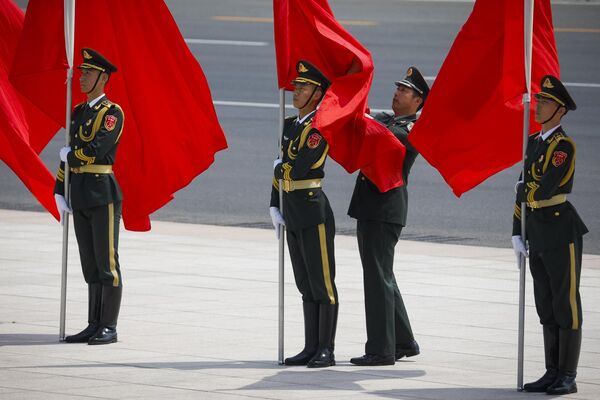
[307,303,337,368]
[546,328,581,395]
[88,285,122,345]
[284,302,319,365]
[65,284,102,343]
[523,325,559,392]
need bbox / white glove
[273,158,282,170]
[514,180,523,194]
[269,206,285,239]
[54,194,72,225]
[512,235,528,267]
[59,146,71,162]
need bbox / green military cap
[291,60,331,90]
[534,75,576,111]
[395,66,430,100]
[78,48,117,74]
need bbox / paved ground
[0,210,598,399]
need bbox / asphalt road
[2,0,599,253]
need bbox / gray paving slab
[0,210,598,399]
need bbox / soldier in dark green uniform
[512,75,587,395]
[348,67,429,366]
[269,60,338,368]
[54,48,125,345]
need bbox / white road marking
[184,38,268,47]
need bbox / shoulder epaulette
[547,131,566,144]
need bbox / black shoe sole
[88,337,117,345]
[306,360,335,368]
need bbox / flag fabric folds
[0,0,60,220]
[273,0,406,192]
[10,0,228,230]
[408,0,559,197]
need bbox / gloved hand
[59,146,71,162]
[514,180,523,194]
[511,235,528,268]
[273,158,282,170]
[269,206,285,239]
[55,194,72,225]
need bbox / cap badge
[83,50,92,60]
[543,77,554,89]
[406,67,413,76]
[298,63,309,73]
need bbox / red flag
[273,0,406,192]
[0,0,60,220]
[408,0,559,197]
[10,0,228,231]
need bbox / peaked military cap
[534,75,576,111]
[291,60,331,90]
[78,48,117,74]
[395,66,430,100]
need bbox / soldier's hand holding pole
[270,207,285,239]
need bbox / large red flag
[273,0,406,192]
[10,0,228,230]
[0,0,60,220]
[408,0,559,197]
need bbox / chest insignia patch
[552,151,567,167]
[104,115,117,131]
[307,133,322,149]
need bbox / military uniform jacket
[347,112,418,226]
[512,127,588,252]
[54,96,124,210]
[270,114,330,231]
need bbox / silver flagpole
[59,0,76,341]
[518,0,534,390]
[277,88,286,364]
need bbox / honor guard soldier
[269,60,338,368]
[54,48,125,345]
[512,75,588,394]
[348,67,429,366]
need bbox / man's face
[535,96,563,124]
[79,68,103,93]
[392,85,420,115]
[292,82,319,109]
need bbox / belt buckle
[282,180,291,192]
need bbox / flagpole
[59,0,75,341]
[277,88,286,364]
[517,0,534,390]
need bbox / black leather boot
[88,285,122,345]
[65,284,102,343]
[307,303,337,368]
[396,339,420,360]
[284,302,319,365]
[523,325,559,392]
[546,328,581,395]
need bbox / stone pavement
[0,210,598,399]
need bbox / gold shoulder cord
[80,105,110,142]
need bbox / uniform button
[527,171,530,175]
[361,177,365,181]
[95,174,99,177]
[308,192,313,196]
[293,147,296,150]
[74,146,78,149]
[555,212,560,216]
[75,134,78,138]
